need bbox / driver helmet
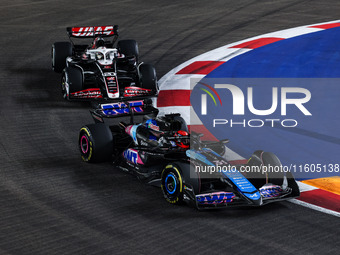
[174,130,190,149]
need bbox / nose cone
[243,191,263,206]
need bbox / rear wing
[67,25,118,38]
[90,99,159,124]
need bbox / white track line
[289,199,340,217]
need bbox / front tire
[79,124,113,163]
[161,164,184,205]
[61,74,68,99]
[62,66,83,99]
[247,150,284,188]
[52,42,72,73]
[117,39,139,60]
[139,64,158,93]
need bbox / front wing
[182,174,300,210]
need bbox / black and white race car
[52,25,158,101]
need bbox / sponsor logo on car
[196,192,235,204]
[71,26,115,37]
[101,101,144,116]
[123,149,138,164]
[123,149,144,165]
[71,89,102,98]
[124,87,151,97]
[148,123,159,131]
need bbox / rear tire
[139,64,158,92]
[117,39,139,60]
[52,42,72,73]
[79,124,113,163]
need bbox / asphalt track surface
[1,0,340,254]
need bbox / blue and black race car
[78,99,300,209]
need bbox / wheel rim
[52,46,55,69]
[156,79,159,92]
[80,135,89,154]
[165,173,177,195]
[61,76,67,99]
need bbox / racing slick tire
[52,42,72,73]
[246,150,284,189]
[79,124,113,163]
[62,66,83,99]
[261,151,285,186]
[173,115,189,132]
[139,64,158,92]
[117,40,139,60]
[161,163,201,205]
[161,163,184,205]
